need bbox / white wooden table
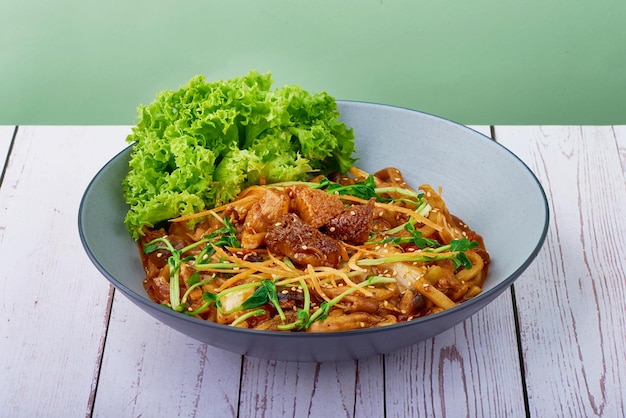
[1,125,625,417]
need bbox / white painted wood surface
[1,125,625,417]
[495,126,626,417]
[0,126,129,416]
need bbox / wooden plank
[384,291,525,417]
[0,126,130,416]
[238,358,362,417]
[237,356,386,417]
[495,126,626,417]
[383,125,526,417]
[93,295,242,417]
[0,126,15,168]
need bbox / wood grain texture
[495,126,626,417]
[238,359,361,418]
[0,126,130,416]
[384,290,526,418]
[7,124,625,417]
[93,294,243,417]
[236,356,386,417]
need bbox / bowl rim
[78,100,550,340]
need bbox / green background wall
[2,0,624,125]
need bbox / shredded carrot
[337,195,442,231]
[274,267,339,302]
[208,246,298,278]
[169,194,260,223]
[215,260,274,292]
[306,265,332,302]
[170,208,223,223]
[314,266,372,296]
[348,250,367,273]
[267,252,302,275]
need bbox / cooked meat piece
[323,199,375,244]
[240,188,290,249]
[287,184,345,228]
[265,213,342,268]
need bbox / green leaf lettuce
[122,71,356,239]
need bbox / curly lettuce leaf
[123,71,355,239]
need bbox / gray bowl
[79,101,549,362]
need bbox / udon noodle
[138,167,490,332]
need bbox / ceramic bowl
[79,101,549,362]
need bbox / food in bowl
[123,72,490,332]
[138,166,489,331]
[121,71,491,333]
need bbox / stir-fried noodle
[139,167,490,332]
